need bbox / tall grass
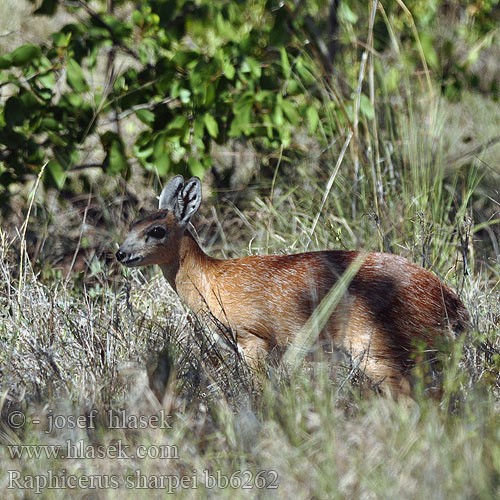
[1,138,499,499]
[1,3,500,500]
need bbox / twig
[71,163,104,171]
[97,98,175,125]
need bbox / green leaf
[47,160,66,189]
[467,47,480,66]
[385,67,400,92]
[338,2,358,24]
[52,32,72,48]
[0,55,13,69]
[134,132,154,162]
[167,115,188,131]
[280,47,291,78]
[67,93,83,107]
[66,58,89,92]
[263,114,273,139]
[20,92,39,110]
[41,117,59,131]
[223,61,235,80]
[306,106,319,134]
[154,155,170,176]
[272,105,284,127]
[419,32,438,70]
[188,157,205,178]
[47,132,67,148]
[103,16,132,40]
[193,116,206,149]
[101,131,128,175]
[108,141,128,175]
[204,84,216,106]
[278,126,291,148]
[4,97,25,126]
[132,10,143,26]
[204,113,219,138]
[11,44,41,67]
[229,101,252,136]
[136,108,155,125]
[360,94,374,120]
[281,100,300,126]
[241,57,261,79]
[39,71,56,89]
[153,133,168,160]
[295,59,315,85]
[169,136,186,163]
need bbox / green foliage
[0,0,326,198]
[0,0,498,203]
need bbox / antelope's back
[208,250,469,348]
[336,251,470,340]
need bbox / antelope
[116,175,469,397]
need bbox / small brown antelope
[116,175,469,397]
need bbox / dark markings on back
[295,250,442,371]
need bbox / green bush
[0,0,328,200]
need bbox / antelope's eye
[148,226,167,239]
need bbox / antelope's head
[116,175,202,268]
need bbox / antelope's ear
[175,177,202,227]
[158,175,184,210]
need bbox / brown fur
[118,212,469,398]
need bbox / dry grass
[1,2,500,499]
[1,149,500,498]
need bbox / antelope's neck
[159,232,217,313]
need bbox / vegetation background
[0,0,500,498]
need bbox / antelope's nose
[116,249,126,262]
